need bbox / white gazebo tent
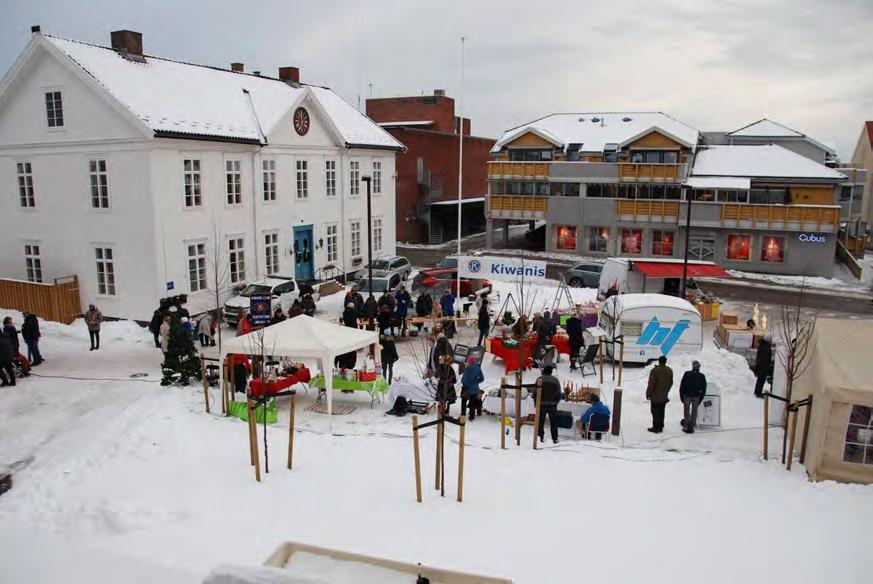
[220,315,378,416]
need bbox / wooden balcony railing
[619,163,683,182]
[488,195,548,214]
[721,204,839,228]
[487,161,550,179]
[616,199,680,220]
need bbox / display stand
[246,387,297,482]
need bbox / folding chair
[579,344,600,377]
[581,412,610,440]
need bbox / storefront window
[621,228,642,254]
[844,405,873,465]
[652,230,675,256]
[556,225,577,251]
[761,236,785,263]
[726,234,751,260]
[589,226,609,252]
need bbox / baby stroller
[14,354,31,378]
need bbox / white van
[597,257,717,300]
[598,293,703,364]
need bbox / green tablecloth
[310,375,389,395]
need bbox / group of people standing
[0,313,43,386]
[645,356,707,434]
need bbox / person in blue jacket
[460,354,484,420]
[580,394,611,440]
[394,285,411,335]
[439,289,455,317]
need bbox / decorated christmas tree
[161,313,201,386]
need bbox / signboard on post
[249,293,272,327]
[457,255,547,283]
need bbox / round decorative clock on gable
[293,107,310,136]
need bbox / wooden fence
[836,242,863,280]
[0,275,81,324]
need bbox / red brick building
[366,90,495,243]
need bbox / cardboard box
[719,313,738,326]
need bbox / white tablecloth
[482,395,590,420]
[388,380,438,404]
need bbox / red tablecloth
[249,368,311,398]
[489,335,571,373]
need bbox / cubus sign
[458,256,547,282]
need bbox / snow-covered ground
[1,286,871,583]
[725,266,871,294]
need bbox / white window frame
[95,246,116,296]
[24,242,42,283]
[350,160,360,197]
[228,236,246,284]
[183,159,202,208]
[326,223,338,262]
[373,216,383,254]
[226,159,242,205]
[264,231,280,276]
[325,159,336,198]
[296,159,308,199]
[187,241,207,292]
[45,89,64,128]
[17,162,35,208]
[89,159,110,209]
[350,220,361,256]
[373,160,382,195]
[262,159,276,202]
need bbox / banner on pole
[249,293,272,327]
[457,256,547,283]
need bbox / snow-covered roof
[691,145,846,181]
[492,112,700,154]
[604,293,700,314]
[728,118,803,138]
[41,35,402,149]
[685,176,751,190]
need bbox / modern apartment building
[486,113,849,277]
[0,28,403,320]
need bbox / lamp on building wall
[317,238,324,249]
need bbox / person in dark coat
[377,303,394,336]
[565,313,584,370]
[342,302,358,328]
[3,316,20,355]
[149,309,164,348]
[85,304,103,351]
[435,355,457,415]
[394,286,411,318]
[432,335,453,372]
[300,293,316,317]
[380,334,399,384]
[646,355,674,433]
[21,313,43,366]
[377,290,395,313]
[476,299,491,347]
[288,299,303,318]
[416,290,433,318]
[679,360,707,433]
[363,295,378,326]
[754,336,773,398]
[231,354,250,394]
[335,303,359,370]
[536,365,562,443]
[270,308,286,326]
[0,333,15,386]
[351,285,365,317]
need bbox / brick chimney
[279,66,300,85]
[434,89,446,97]
[110,30,143,60]
[231,62,244,73]
[31,25,41,34]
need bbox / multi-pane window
[183,159,202,207]
[373,217,383,254]
[264,232,279,275]
[325,160,336,197]
[373,161,382,195]
[95,247,116,296]
[761,236,785,263]
[89,159,109,208]
[726,234,751,261]
[17,162,35,208]
[651,230,675,256]
[262,159,276,201]
[326,224,338,262]
[556,225,577,251]
[226,160,242,205]
[588,226,609,253]
[228,237,246,283]
[187,242,207,292]
[296,160,308,199]
[24,244,42,283]
[45,91,63,128]
[620,228,642,254]
[844,405,873,465]
[350,161,360,196]
[350,220,361,256]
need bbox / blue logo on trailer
[636,317,690,355]
[467,259,482,273]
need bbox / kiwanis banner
[457,256,547,283]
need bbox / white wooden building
[0,28,403,320]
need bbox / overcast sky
[1,0,870,158]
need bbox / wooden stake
[221,360,228,415]
[457,415,466,503]
[763,393,769,460]
[599,338,604,384]
[287,394,296,470]
[248,397,261,482]
[199,354,210,414]
[799,395,813,464]
[786,406,798,471]
[434,413,442,490]
[618,340,624,387]
[412,415,422,503]
[500,377,507,450]
[514,377,522,446]
[532,381,543,450]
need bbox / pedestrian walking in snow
[0,332,15,386]
[536,365,562,444]
[646,355,673,433]
[3,316,20,356]
[679,360,707,433]
[159,315,171,354]
[565,311,584,370]
[753,335,773,398]
[476,300,491,347]
[380,334,398,384]
[435,355,457,415]
[197,312,214,347]
[21,313,43,366]
[85,304,103,350]
[149,308,164,348]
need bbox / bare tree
[206,216,234,354]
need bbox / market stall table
[482,395,590,424]
[487,337,536,373]
[249,368,312,398]
[310,374,389,408]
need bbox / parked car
[223,276,317,326]
[565,261,604,288]
[435,255,460,269]
[356,273,406,295]
[413,268,492,297]
[357,255,412,281]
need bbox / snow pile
[726,269,869,294]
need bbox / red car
[413,268,492,297]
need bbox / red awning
[632,261,731,279]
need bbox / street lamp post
[680,187,692,299]
[362,175,375,357]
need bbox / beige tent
[792,318,873,484]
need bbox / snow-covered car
[223,276,317,326]
[356,255,412,282]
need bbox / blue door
[293,225,314,280]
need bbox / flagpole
[456,36,465,307]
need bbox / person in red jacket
[230,353,251,395]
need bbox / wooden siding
[503,131,557,149]
[487,161,550,179]
[488,195,548,214]
[721,204,839,228]
[0,275,81,324]
[616,199,680,220]
[619,163,682,181]
[626,130,685,150]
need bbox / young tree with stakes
[161,311,202,386]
